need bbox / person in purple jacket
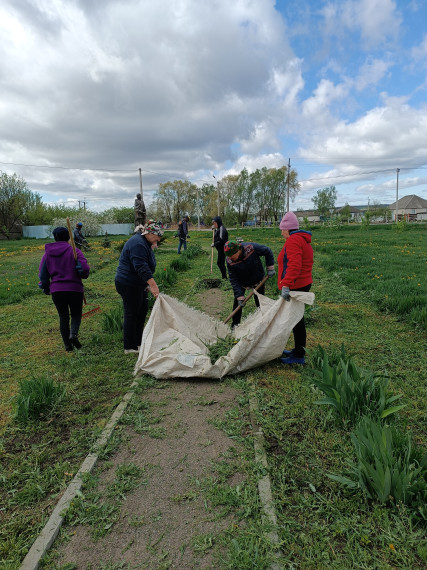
[39,226,90,352]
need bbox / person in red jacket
[277,211,313,365]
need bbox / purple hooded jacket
[39,242,90,294]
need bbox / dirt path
[57,378,244,569]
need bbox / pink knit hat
[279,211,299,230]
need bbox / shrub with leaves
[310,346,405,424]
[14,376,66,423]
[329,416,427,520]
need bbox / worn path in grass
[50,286,261,569]
[56,378,245,569]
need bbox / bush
[310,345,405,424]
[329,416,427,520]
[14,376,66,423]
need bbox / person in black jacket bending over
[115,220,163,354]
[212,216,228,279]
[224,239,275,328]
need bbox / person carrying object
[73,222,87,249]
[115,220,163,354]
[224,239,275,328]
[212,216,229,279]
[38,226,90,352]
[277,211,313,366]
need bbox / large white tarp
[134,291,315,379]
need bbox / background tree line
[0,165,300,237]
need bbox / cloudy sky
[1,0,426,212]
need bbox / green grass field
[0,225,426,568]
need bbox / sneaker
[124,349,139,354]
[280,355,305,365]
[65,343,73,352]
[282,348,295,356]
[70,336,82,349]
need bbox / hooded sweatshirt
[39,242,90,294]
[277,230,313,290]
[212,216,228,250]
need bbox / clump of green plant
[102,304,123,332]
[310,346,405,424]
[14,376,66,423]
[329,416,427,520]
[202,334,238,364]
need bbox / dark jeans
[177,238,187,254]
[291,284,312,357]
[216,247,227,279]
[232,283,265,327]
[51,291,84,348]
[115,281,148,350]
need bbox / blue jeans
[177,238,187,254]
[115,281,148,350]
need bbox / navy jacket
[226,242,275,298]
[213,216,228,250]
[115,233,156,288]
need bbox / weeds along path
[53,377,272,569]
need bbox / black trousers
[115,281,148,350]
[216,247,227,279]
[232,283,265,327]
[51,291,84,348]
[291,284,312,357]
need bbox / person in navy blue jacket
[38,226,90,351]
[225,240,275,328]
[115,220,163,354]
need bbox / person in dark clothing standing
[212,216,228,279]
[224,239,275,328]
[277,211,313,365]
[115,220,163,354]
[177,215,190,254]
[38,226,90,351]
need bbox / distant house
[295,210,320,223]
[388,194,427,221]
[335,205,362,221]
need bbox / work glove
[38,281,50,295]
[211,243,215,247]
[237,299,245,307]
[267,269,275,277]
[75,260,85,277]
[281,287,291,301]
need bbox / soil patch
[57,379,244,569]
[195,287,229,319]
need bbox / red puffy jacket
[277,230,313,290]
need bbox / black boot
[70,336,82,349]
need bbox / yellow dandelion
[389,544,395,551]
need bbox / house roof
[388,194,427,209]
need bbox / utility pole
[213,175,220,216]
[196,186,200,230]
[395,168,400,223]
[286,158,291,213]
[139,168,143,201]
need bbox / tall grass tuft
[102,304,124,332]
[14,376,66,423]
[329,416,427,520]
[310,345,405,424]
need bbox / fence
[22,223,134,239]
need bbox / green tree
[312,186,337,219]
[0,171,39,238]
[154,180,197,224]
